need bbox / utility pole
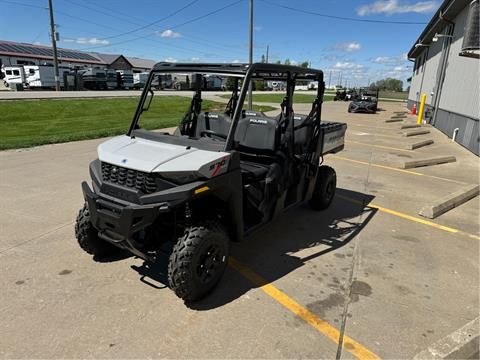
[266,45,269,63]
[339,72,343,87]
[248,0,253,110]
[328,71,332,89]
[48,0,60,91]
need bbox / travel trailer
[105,69,118,89]
[81,68,107,90]
[133,72,149,89]
[116,70,134,89]
[24,65,69,88]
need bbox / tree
[225,77,240,91]
[261,54,266,63]
[275,60,281,64]
[371,78,403,92]
[284,58,291,65]
[300,61,309,68]
[252,80,266,91]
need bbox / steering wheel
[200,130,227,140]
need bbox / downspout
[431,11,455,126]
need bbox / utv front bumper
[82,181,168,260]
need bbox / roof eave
[408,0,470,58]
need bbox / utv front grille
[101,162,157,194]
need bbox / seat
[195,112,232,139]
[234,114,281,186]
[240,161,270,183]
[235,114,279,156]
[241,110,266,118]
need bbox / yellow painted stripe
[229,257,381,360]
[347,140,414,153]
[331,155,466,185]
[337,194,480,240]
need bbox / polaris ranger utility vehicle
[75,62,347,301]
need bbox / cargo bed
[319,121,347,155]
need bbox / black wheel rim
[197,244,224,284]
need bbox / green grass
[0,96,274,150]
[221,93,334,103]
[378,91,408,100]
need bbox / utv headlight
[160,172,205,185]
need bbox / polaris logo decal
[208,114,219,118]
[245,112,257,116]
[249,118,268,125]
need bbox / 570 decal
[209,157,228,177]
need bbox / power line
[1,0,247,59]
[77,0,245,51]
[67,0,202,40]
[259,0,428,25]
[0,0,46,9]
[63,0,249,55]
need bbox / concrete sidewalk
[0,101,478,358]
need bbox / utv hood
[97,135,230,176]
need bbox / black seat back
[195,112,232,138]
[293,114,314,154]
[242,110,266,118]
[235,115,278,156]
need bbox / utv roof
[152,62,324,81]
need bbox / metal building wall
[438,6,480,120]
[407,4,479,155]
[408,51,424,104]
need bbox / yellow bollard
[417,93,426,125]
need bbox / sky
[0,0,441,88]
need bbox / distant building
[407,0,479,155]
[0,40,156,72]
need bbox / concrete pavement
[1,101,478,358]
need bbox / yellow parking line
[347,140,414,153]
[229,257,381,360]
[337,194,480,240]
[331,155,466,185]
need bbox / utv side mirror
[142,88,154,111]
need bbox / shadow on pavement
[130,188,377,309]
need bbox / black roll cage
[127,62,325,152]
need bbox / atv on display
[333,89,347,101]
[75,62,347,302]
[348,87,379,113]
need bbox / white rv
[116,70,134,90]
[2,66,27,88]
[24,65,69,88]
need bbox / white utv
[75,62,347,302]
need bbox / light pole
[48,0,60,91]
[248,0,253,110]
